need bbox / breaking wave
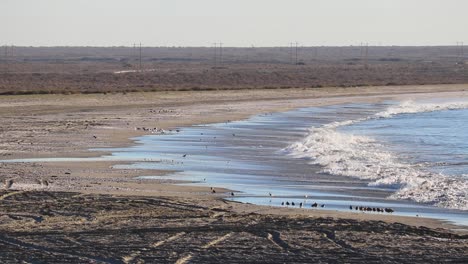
[285,100,468,210]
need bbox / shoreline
[1,85,468,233]
[1,84,467,161]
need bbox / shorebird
[320,204,325,208]
[281,202,284,206]
[212,189,216,194]
[286,201,290,206]
[311,202,318,208]
[230,192,235,196]
[182,154,187,158]
[291,202,295,206]
[4,179,13,189]
[299,202,303,208]
[268,192,272,197]
[349,206,353,210]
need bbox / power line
[139,43,142,72]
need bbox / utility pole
[213,43,218,68]
[3,45,7,73]
[365,43,369,69]
[219,43,223,66]
[360,42,363,60]
[295,42,299,65]
[139,43,142,72]
[133,43,136,69]
[462,42,465,59]
[289,43,293,65]
[457,41,464,60]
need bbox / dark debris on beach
[0,190,467,263]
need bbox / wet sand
[1,85,468,262]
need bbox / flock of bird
[279,201,395,213]
[280,201,324,208]
[350,205,394,213]
[216,190,396,213]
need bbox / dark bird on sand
[286,201,290,206]
[231,192,235,196]
[299,202,303,208]
[311,202,318,208]
[41,180,49,187]
[291,202,295,206]
[350,206,353,210]
[212,189,216,194]
[320,204,325,208]
[281,202,284,206]
[182,154,187,158]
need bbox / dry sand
[1,85,468,262]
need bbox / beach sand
[1,85,468,262]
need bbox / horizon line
[1,44,465,48]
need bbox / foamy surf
[285,100,468,210]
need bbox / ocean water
[286,99,468,210]
[4,97,468,225]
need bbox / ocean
[4,97,468,225]
[286,99,468,211]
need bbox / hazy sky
[1,0,467,46]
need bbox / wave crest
[285,100,468,210]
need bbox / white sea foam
[285,100,468,210]
[376,100,468,118]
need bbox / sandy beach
[1,85,468,262]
